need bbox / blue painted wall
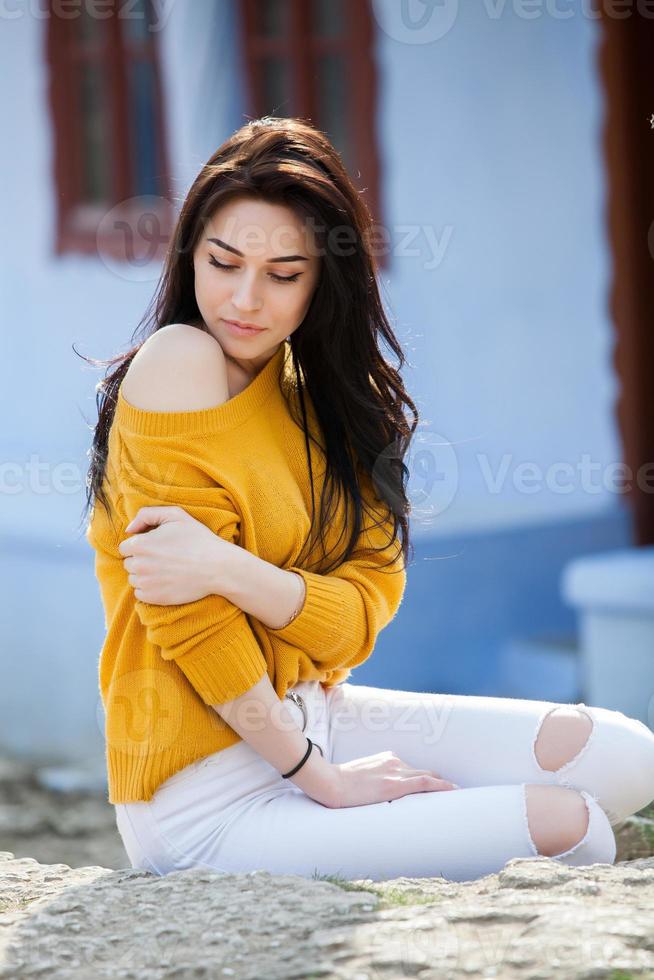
[357,504,633,697]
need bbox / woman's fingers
[403,765,457,785]
[387,772,460,794]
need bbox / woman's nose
[232,278,262,310]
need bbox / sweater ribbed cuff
[174,622,268,705]
[266,566,348,649]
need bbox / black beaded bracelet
[281,736,314,778]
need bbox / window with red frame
[240,0,386,268]
[46,0,172,260]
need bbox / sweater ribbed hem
[174,625,269,705]
[116,339,289,436]
[107,731,244,803]
[266,566,348,649]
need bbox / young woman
[84,116,654,882]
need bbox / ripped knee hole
[533,705,594,773]
[524,784,590,858]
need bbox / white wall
[373,0,620,534]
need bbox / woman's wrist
[216,545,306,630]
[289,748,340,807]
[273,571,306,629]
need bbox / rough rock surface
[2,850,654,978]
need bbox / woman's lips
[223,319,266,337]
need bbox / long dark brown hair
[79,116,418,574]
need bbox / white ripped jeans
[114,681,654,882]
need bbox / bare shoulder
[121,323,229,412]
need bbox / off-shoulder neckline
[116,338,289,436]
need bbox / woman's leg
[115,682,618,882]
[167,778,615,883]
[117,769,616,882]
[324,683,654,826]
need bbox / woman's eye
[208,257,236,273]
[208,256,300,284]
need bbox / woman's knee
[524,784,591,857]
[533,703,654,823]
[533,706,593,772]
[524,783,616,866]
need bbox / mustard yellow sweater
[86,339,406,803]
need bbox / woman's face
[192,196,321,371]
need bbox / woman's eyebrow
[206,237,308,263]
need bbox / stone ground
[1,754,654,979]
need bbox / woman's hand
[117,505,240,605]
[317,750,460,809]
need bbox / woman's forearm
[212,672,337,806]
[216,546,306,630]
